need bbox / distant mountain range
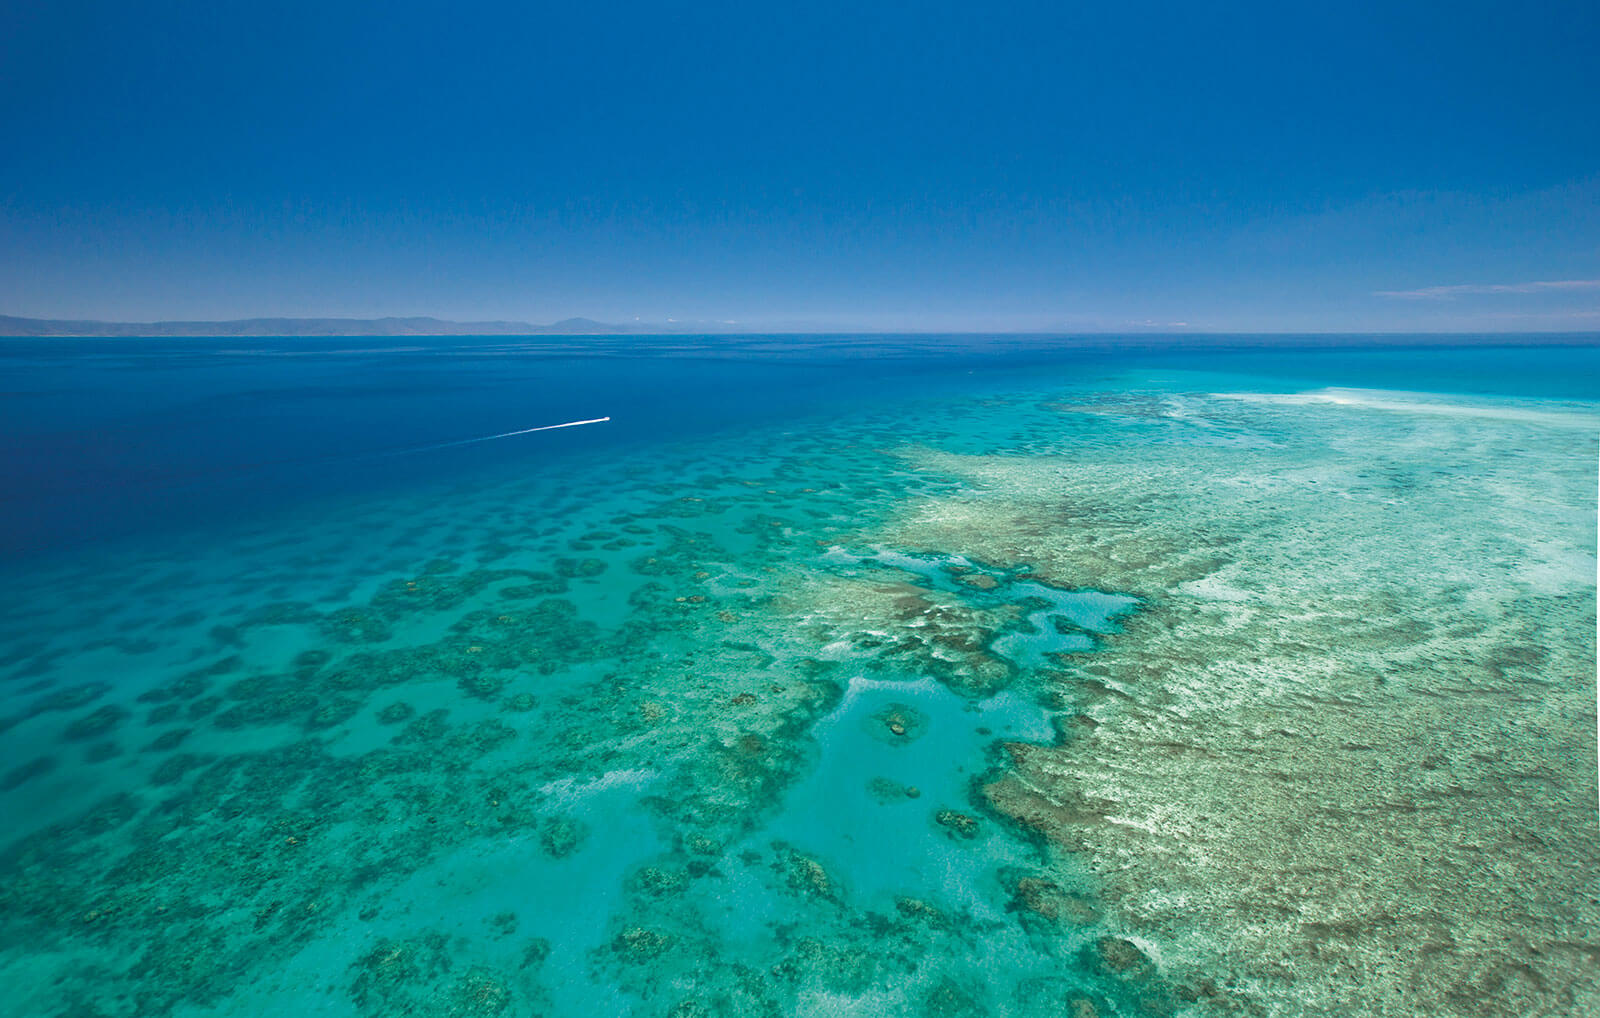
[6,314,1598,342]
[0,314,675,337]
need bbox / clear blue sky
[3,1,1597,331]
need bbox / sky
[2,0,1597,332]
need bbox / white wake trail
[401,416,611,454]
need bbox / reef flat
[875,386,1600,1015]
[0,342,1595,1017]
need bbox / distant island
[5,314,1599,343]
[0,314,674,337]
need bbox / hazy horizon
[5,310,1600,338]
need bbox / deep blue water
[4,335,1597,562]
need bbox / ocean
[1,334,1596,1017]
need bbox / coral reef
[0,366,1592,1018]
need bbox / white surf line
[398,416,611,455]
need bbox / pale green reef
[0,365,1595,1017]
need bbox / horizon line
[3,312,1600,340]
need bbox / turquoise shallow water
[1,336,1597,1017]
